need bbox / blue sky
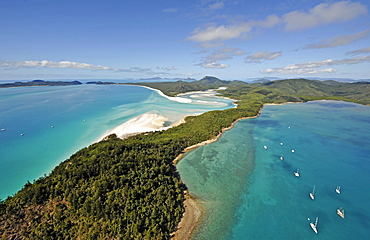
[1,0,369,81]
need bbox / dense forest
[1,77,369,239]
[0,80,82,88]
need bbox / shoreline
[171,101,304,239]
[171,112,262,239]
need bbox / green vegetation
[1,77,369,239]
[0,80,82,88]
[128,76,247,96]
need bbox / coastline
[171,113,261,239]
[171,101,304,239]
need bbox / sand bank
[100,113,177,140]
[140,86,193,103]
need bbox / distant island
[1,77,370,239]
[0,80,82,88]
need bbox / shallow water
[177,101,370,240]
[0,84,234,200]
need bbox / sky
[1,0,370,81]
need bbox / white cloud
[187,22,253,42]
[208,2,224,10]
[255,14,281,28]
[197,61,230,69]
[195,47,246,69]
[186,1,367,44]
[283,1,367,31]
[245,51,282,63]
[347,46,370,55]
[261,55,370,74]
[0,60,116,71]
[304,29,370,49]
[0,60,173,76]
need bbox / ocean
[0,84,234,200]
[176,100,370,239]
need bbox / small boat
[51,126,54,128]
[0,129,6,131]
[280,142,284,145]
[20,133,24,136]
[336,186,341,194]
[291,149,295,153]
[264,146,268,149]
[337,207,345,218]
[279,155,284,160]
[294,169,300,177]
[310,217,319,234]
[309,185,315,200]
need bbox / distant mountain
[0,80,82,88]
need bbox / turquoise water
[177,100,370,239]
[0,85,234,200]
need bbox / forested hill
[0,80,82,88]
[129,77,370,104]
[128,76,247,96]
[195,77,369,105]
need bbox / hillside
[127,76,247,96]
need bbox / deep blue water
[177,100,370,240]
[0,84,233,200]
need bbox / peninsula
[1,77,369,239]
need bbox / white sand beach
[100,113,178,140]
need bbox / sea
[176,100,370,239]
[1,85,370,240]
[0,84,234,200]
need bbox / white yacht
[294,169,300,177]
[337,207,345,218]
[336,186,341,194]
[310,217,319,234]
[309,185,315,200]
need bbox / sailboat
[310,217,319,234]
[336,186,341,194]
[337,207,345,218]
[294,169,300,177]
[309,185,315,200]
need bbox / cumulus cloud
[187,1,367,44]
[304,29,370,49]
[0,60,174,76]
[261,55,370,74]
[283,1,367,31]
[196,61,230,69]
[245,51,282,63]
[195,47,246,69]
[187,22,254,42]
[347,46,370,55]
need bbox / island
[1,77,369,239]
[0,80,82,88]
